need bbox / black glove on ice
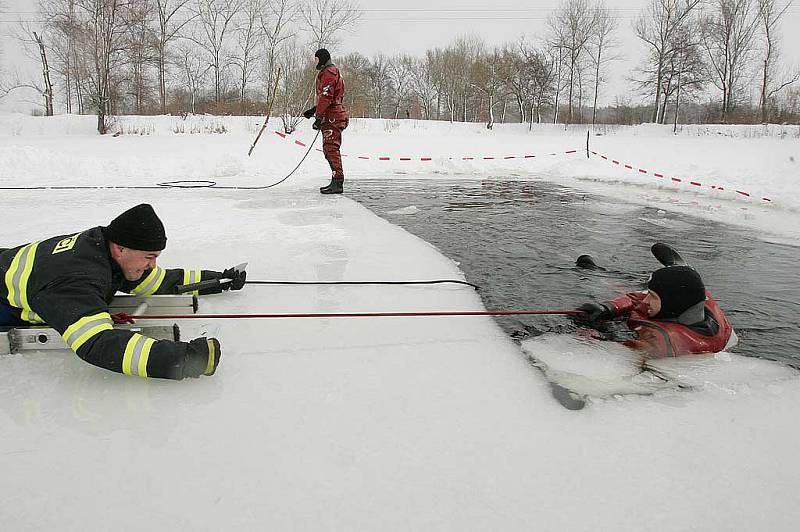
[577,302,614,324]
[303,107,316,119]
[312,117,322,130]
[220,267,247,291]
[183,337,221,378]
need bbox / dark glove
[220,267,247,291]
[302,107,316,119]
[312,117,322,130]
[183,337,221,378]
[577,302,614,324]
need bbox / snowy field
[1,114,800,531]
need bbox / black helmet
[647,265,705,319]
[315,48,331,70]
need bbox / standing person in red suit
[576,247,737,358]
[303,48,349,195]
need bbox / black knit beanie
[647,265,706,319]
[315,48,331,70]
[105,204,167,251]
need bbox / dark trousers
[0,302,25,327]
[322,117,348,179]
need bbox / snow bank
[2,114,798,239]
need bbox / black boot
[320,177,344,195]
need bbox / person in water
[577,263,737,358]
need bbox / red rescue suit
[315,64,348,178]
[606,290,735,358]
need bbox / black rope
[0,184,166,190]
[0,130,320,192]
[245,279,480,290]
[211,130,321,190]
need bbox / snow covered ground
[1,114,800,531]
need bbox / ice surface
[386,205,420,215]
[523,334,798,399]
[2,116,800,531]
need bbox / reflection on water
[350,179,800,365]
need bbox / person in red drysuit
[577,265,737,358]
[303,48,349,195]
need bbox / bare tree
[588,1,619,127]
[0,0,7,99]
[191,0,241,104]
[432,46,457,121]
[230,0,264,110]
[549,44,566,123]
[387,54,414,118]
[175,40,209,112]
[460,35,485,122]
[259,0,298,108]
[71,0,132,132]
[275,36,313,131]
[433,34,483,122]
[503,41,530,123]
[124,0,156,114]
[365,53,391,118]
[38,0,83,114]
[547,0,596,124]
[422,47,448,120]
[700,0,760,122]
[300,0,362,49]
[634,0,702,123]
[36,31,56,116]
[0,0,4,83]
[339,51,369,117]
[3,23,56,115]
[472,46,509,129]
[531,50,557,126]
[408,54,438,119]
[664,22,706,130]
[756,0,799,122]
[515,39,557,126]
[154,0,194,113]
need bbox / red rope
[135,309,582,320]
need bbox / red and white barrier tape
[271,130,580,161]
[589,150,773,204]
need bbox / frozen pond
[350,178,800,366]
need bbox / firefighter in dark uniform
[0,204,246,379]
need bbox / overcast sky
[2,0,800,113]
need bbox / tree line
[1,0,798,133]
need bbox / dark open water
[350,179,800,366]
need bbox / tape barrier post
[586,130,590,159]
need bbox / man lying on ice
[576,256,737,358]
[0,203,245,379]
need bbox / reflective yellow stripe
[205,339,216,375]
[23,310,46,324]
[62,312,113,351]
[183,269,201,296]
[122,334,155,377]
[139,338,155,377]
[4,242,42,323]
[131,267,166,296]
[18,243,38,311]
[4,246,24,306]
[122,335,140,375]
